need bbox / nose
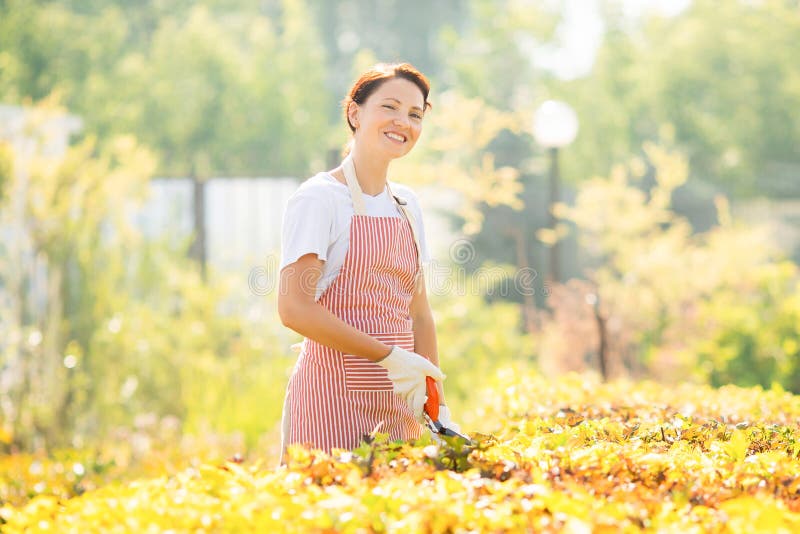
[393,116,409,128]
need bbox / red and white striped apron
[281,156,424,455]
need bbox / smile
[384,132,406,143]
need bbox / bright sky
[536,0,692,79]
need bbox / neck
[349,145,390,196]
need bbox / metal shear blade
[424,413,473,444]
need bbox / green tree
[0,1,125,103]
[89,0,330,178]
[550,0,800,198]
[310,0,467,106]
[438,0,559,107]
[0,0,331,177]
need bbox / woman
[278,63,459,457]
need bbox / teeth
[386,132,405,142]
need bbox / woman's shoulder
[295,172,342,195]
[387,181,422,208]
[288,172,346,204]
[388,180,420,199]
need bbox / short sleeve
[279,188,333,270]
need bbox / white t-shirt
[280,172,431,301]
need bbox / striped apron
[281,156,424,456]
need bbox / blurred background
[1,0,799,475]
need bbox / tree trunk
[547,147,561,284]
[512,226,538,336]
[190,174,207,281]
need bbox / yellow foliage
[4,371,800,532]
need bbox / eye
[382,104,396,110]
[410,113,423,120]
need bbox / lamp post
[532,100,578,284]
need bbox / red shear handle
[424,376,439,420]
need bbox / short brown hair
[342,62,431,133]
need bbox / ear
[347,102,360,129]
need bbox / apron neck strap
[341,154,367,216]
[386,182,423,273]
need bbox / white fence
[135,177,300,274]
[135,177,458,276]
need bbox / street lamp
[532,100,578,284]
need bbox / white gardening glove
[437,405,461,434]
[376,346,445,419]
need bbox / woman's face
[349,77,426,160]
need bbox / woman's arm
[409,272,447,404]
[278,253,392,362]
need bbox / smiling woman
[276,63,459,460]
[341,65,431,169]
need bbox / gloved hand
[437,405,461,434]
[376,346,445,419]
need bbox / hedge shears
[423,376,472,443]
